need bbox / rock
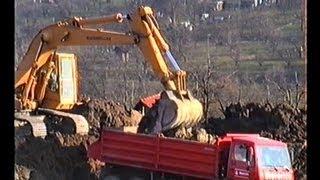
[15,165,31,180]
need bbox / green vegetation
[15,0,306,109]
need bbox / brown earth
[15,99,306,179]
[204,102,307,179]
[15,98,142,180]
[141,101,307,179]
[71,98,143,135]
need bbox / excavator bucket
[138,91,203,134]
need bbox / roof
[225,133,287,146]
[138,93,161,108]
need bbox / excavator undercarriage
[15,108,89,138]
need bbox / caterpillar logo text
[86,36,111,40]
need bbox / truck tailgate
[88,129,218,179]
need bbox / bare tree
[190,60,239,122]
[264,72,305,107]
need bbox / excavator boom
[15,6,203,137]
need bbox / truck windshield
[257,146,292,168]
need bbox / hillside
[15,0,305,112]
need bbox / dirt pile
[205,102,307,179]
[15,99,143,180]
[161,126,217,144]
[15,134,97,180]
[15,99,306,179]
[71,98,143,136]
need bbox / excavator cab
[42,53,78,110]
[15,53,89,138]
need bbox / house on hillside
[254,0,278,7]
[200,13,210,21]
[221,0,277,10]
[216,1,225,11]
[180,20,194,31]
[222,0,252,10]
[254,0,263,7]
[33,0,55,3]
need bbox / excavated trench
[15,99,306,180]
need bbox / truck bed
[88,129,219,179]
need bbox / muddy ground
[15,99,306,180]
[15,99,142,180]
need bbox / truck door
[227,143,255,180]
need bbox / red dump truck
[88,129,295,179]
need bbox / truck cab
[220,134,294,180]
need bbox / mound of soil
[72,98,143,136]
[15,134,97,180]
[15,99,306,179]
[160,126,218,144]
[205,102,306,179]
[15,99,143,180]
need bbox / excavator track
[37,108,89,135]
[14,109,89,138]
[15,113,47,138]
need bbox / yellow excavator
[15,6,203,137]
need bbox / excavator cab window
[57,53,77,105]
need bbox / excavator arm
[15,6,202,136]
[15,6,186,110]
